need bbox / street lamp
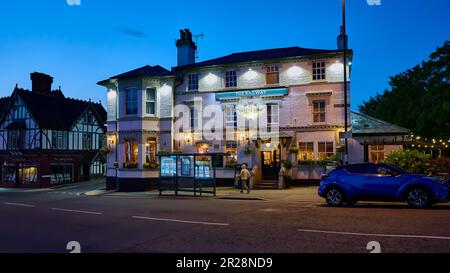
[342,0,349,164]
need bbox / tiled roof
[98,65,175,85]
[175,46,348,69]
[351,111,411,135]
[2,88,107,131]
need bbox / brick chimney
[176,29,197,66]
[337,25,348,50]
[30,72,53,94]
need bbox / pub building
[99,29,411,192]
[0,73,107,188]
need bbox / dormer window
[266,66,279,85]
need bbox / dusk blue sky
[0,0,449,110]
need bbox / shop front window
[50,164,73,184]
[3,165,16,183]
[225,142,238,168]
[19,165,38,184]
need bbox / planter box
[296,165,327,180]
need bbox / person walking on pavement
[240,164,251,194]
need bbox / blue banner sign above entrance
[216,88,288,101]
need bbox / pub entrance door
[261,150,281,181]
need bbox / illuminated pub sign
[215,88,288,101]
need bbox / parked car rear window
[344,164,377,174]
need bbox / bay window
[125,88,138,115]
[145,88,156,115]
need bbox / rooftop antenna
[193,33,204,60]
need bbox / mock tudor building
[0,73,107,188]
[99,29,411,191]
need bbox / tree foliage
[359,41,450,139]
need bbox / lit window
[124,140,138,163]
[225,71,237,88]
[145,88,156,115]
[312,61,326,81]
[145,139,157,163]
[266,66,279,84]
[313,101,326,123]
[299,142,314,160]
[188,74,199,91]
[370,145,385,163]
[318,142,334,160]
[125,88,138,115]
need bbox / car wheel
[406,188,432,209]
[325,187,345,207]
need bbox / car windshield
[378,163,408,176]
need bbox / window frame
[299,142,314,160]
[370,145,385,163]
[145,88,157,116]
[312,61,326,81]
[318,142,334,160]
[188,74,199,91]
[312,100,326,123]
[224,104,237,129]
[225,70,237,88]
[125,87,138,116]
[266,65,280,85]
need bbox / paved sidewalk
[94,186,322,203]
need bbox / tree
[359,41,450,139]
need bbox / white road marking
[52,208,102,215]
[132,216,229,226]
[4,202,35,208]
[298,229,450,241]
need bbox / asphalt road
[0,181,449,253]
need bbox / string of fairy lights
[408,133,450,151]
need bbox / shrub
[298,160,328,166]
[283,160,293,169]
[225,158,237,169]
[143,161,159,170]
[288,144,299,154]
[384,149,434,175]
[158,150,167,155]
[123,162,138,169]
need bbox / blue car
[318,163,449,209]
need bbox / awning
[216,88,288,101]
